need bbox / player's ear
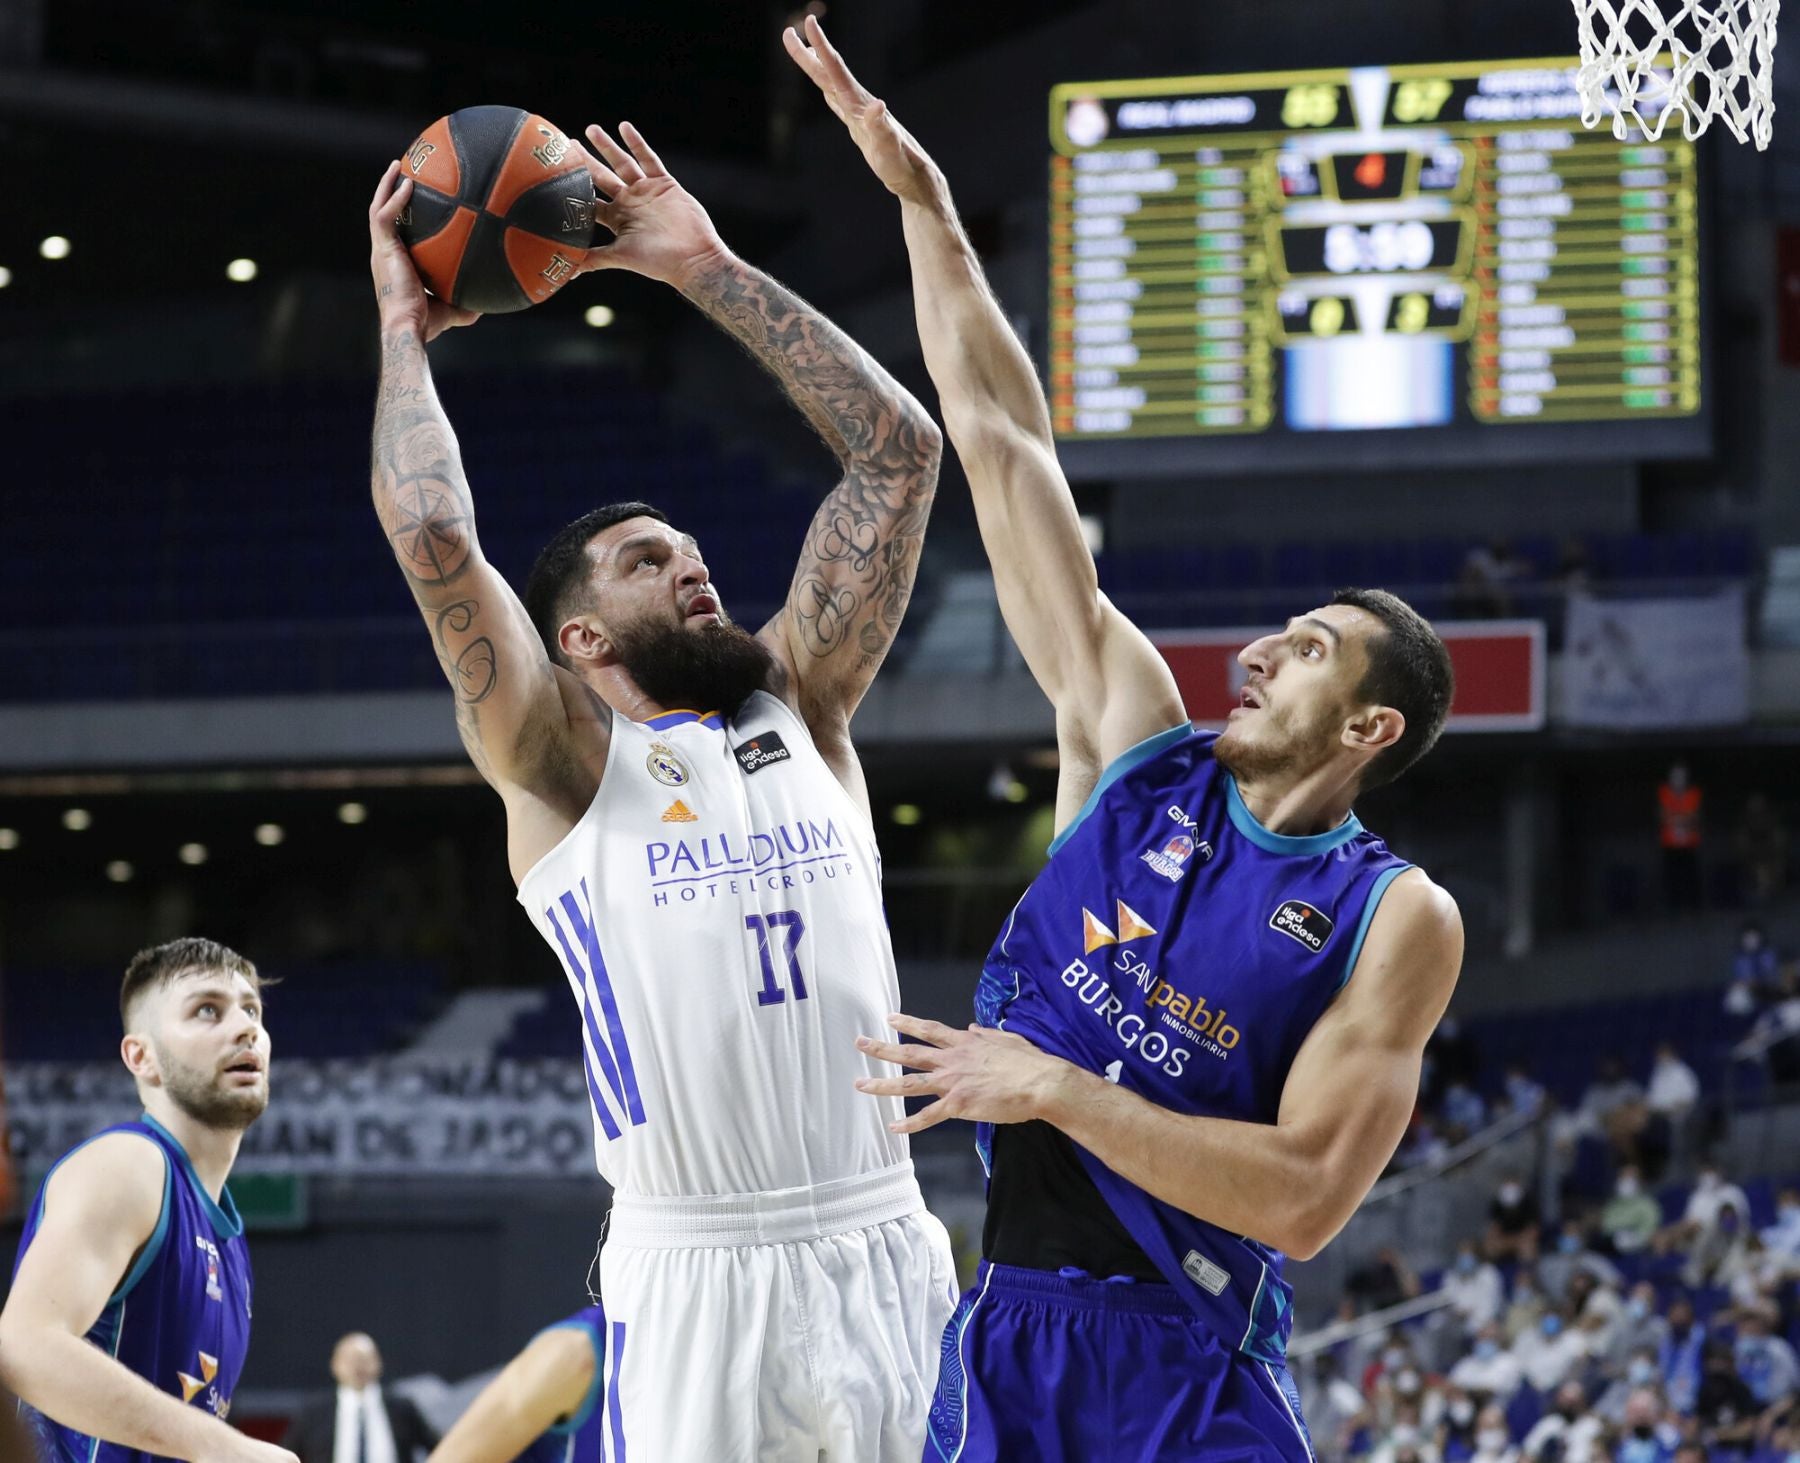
[1343,703,1404,756]
[559,614,612,666]
[121,1029,159,1085]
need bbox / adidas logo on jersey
[661,800,698,823]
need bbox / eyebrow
[1285,615,1342,647]
[612,533,701,564]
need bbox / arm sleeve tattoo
[681,257,942,692]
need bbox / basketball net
[1571,0,1780,148]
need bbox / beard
[1214,696,1345,784]
[158,1047,269,1131]
[609,612,776,716]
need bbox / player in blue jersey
[427,1306,611,1463]
[789,21,1466,1462]
[0,939,292,1463]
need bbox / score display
[1048,60,1706,473]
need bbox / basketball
[395,105,596,314]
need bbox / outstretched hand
[573,122,732,291]
[783,15,938,204]
[853,1014,1075,1134]
[366,161,479,342]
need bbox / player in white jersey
[366,120,957,1461]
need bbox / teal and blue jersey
[12,1116,253,1463]
[510,1306,612,1463]
[975,727,1410,1366]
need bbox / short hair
[523,502,669,666]
[1331,587,1455,791]
[120,937,264,1031]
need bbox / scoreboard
[1048,59,1707,474]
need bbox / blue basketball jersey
[511,1306,612,1463]
[12,1116,253,1463]
[975,728,1409,1365]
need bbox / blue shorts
[925,1263,1314,1463]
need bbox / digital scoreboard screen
[1048,59,1708,475]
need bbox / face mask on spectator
[1541,1314,1564,1338]
[1720,1211,1740,1234]
[1779,1202,1799,1222]
[1384,1346,1406,1369]
[1476,1338,1500,1360]
[1397,1369,1422,1396]
[1559,1233,1582,1254]
[1617,1175,1641,1198]
[1626,1296,1651,1321]
[1628,1358,1657,1386]
[1499,1183,1524,1205]
[1450,1400,1477,1427]
[1696,1171,1720,1193]
[1478,1428,1510,1452]
[1456,1252,1478,1274]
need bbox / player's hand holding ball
[783,16,937,206]
[572,122,734,292]
[368,160,480,343]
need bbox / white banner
[1561,589,1750,729]
[5,1058,603,1179]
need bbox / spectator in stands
[1351,1247,1425,1314]
[1504,1269,1550,1343]
[1539,1218,1623,1302]
[1445,1240,1506,1336]
[1443,1081,1489,1139]
[1616,1388,1678,1463]
[1733,794,1788,905]
[1456,539,1529,619]
[1439,1386,1480,1463]
[1520,1380,1606,1463]
[1601,1166,1664,1254]
[1596,1351,1666,1425]
[1686,1196,1753,1288]
[1658,1296,1707,1415]
[1468,1403,1519,1463]
[1658,1160,1751,1258]
[1557,1055,1644,1160]
[1735,970,1800,1086]
[1733,1306,1800,1411]
[1760,1186,1800,1260]
[1553,538,1593,597]
[1310,1352,1372,1459]
[1450,1324,1525,1404]
[1513,1309,1591,1394]
[1697,1339,1762,1453]
[1501,1065,1547,1119]
[1606,1040,1702,1177]
[1564,1269,1625,1361]
[1658,763,1705,913]
[1733,925,1782,992]
[1646,1043,1702,1123]
[1369,1394,1438,1463]
[1487,1174,1542,1263]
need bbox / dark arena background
[3,0,1800,1454]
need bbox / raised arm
[367,164,604,879]
[786,20,1185,823]
[0,1137,297,1463]
[572,124,941,745]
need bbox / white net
[1571,0,1780,148]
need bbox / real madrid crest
[646,741,689,788]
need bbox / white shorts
[596,1163,959,1462]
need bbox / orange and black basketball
[396,106,596,314]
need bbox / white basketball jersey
[516,691,910,1197]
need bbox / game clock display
[1049,59,1707,474]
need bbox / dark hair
[120,937,265,1030]
[523,502,668,667]
[1331,587,1454,791]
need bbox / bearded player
[0,940,288,1463]
[789,21,1464,1462]
[366,117,955,1461]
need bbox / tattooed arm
[368,163,602,880]
[573,124,942,755]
